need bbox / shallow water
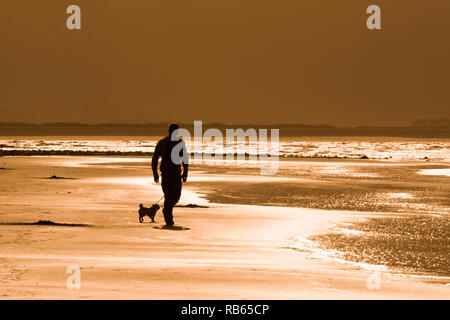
[186,158,450,277]
[190,160,450,215]
[419,168,450,177]
[1,136,450,160]
[310,216,450,277]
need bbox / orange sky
[0,1,449,126]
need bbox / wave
[1,137,449,160]
[0,149,427,160]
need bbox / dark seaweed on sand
[310,215,450,277]
[1,220,91,227]
[46,175,75,179]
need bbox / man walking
[152,124,188,226]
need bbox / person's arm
[182,162,189,182]
[151,140,162,182]
[181,140,189,182]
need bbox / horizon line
[1,120,449,128]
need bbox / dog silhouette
[138,203,160,223]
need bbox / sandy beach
[0,156,449,299]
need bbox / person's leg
[161,174,173,225]
[171,174,182,206]
[162,204,173,225]
[161,172,181,225]
[166,174,182,225]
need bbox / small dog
[138,203,160,223]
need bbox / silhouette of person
[152,124,188,226]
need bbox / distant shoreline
[0,123,449,138]
[0,150,382,159]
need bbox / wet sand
[0,156,449,299]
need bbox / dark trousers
[161,171,182,225]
